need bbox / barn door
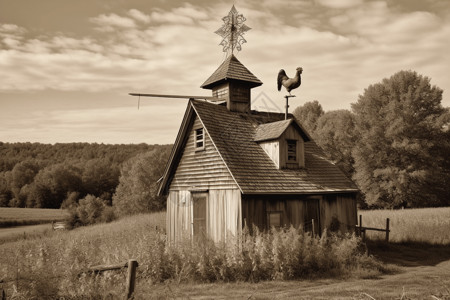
[192,192,207,239]
[305,198,321,235]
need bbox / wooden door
[193,192,207,238]
[305,198,320,235]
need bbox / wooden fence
[356,215,390,242]
[84,259,139,299]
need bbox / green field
[0,207,68,227]
[1,207,450,299]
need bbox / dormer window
[287,140,297,162]
[195,127,205,150]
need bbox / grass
[0,207,69,227]
[1,207,450,299]
[359,207,450,244]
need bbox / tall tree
[292,100,324,136]
[113,147,171,215]
[314,110,356,177]
[352,70,448,208]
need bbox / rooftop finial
[215,5,251,55]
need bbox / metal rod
[129,93,219,100]
[284,95,296,120]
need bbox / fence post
[311,219,315,237]
[359,215,362,237]
[385,218,390,242]
[125,259,138,299]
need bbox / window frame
[267,211,283,229]
[286,139,298,162]
[194,127,205,151]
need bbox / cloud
[90,13,137,31]
[128,9,151,23]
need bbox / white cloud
[90,13,136,31]
[128,9,151,23]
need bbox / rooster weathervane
[215,5,251,55]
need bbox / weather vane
[215,5,251,55]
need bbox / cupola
[201,54,262,113]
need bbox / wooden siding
[257,125,305,170]
[259,141,279,168]
[170,115,238,191]
[320,194,357,231]
[166,189,242,243]
[207,189,242,242]
[166,190,192,243]
[242,194,357,233]
[279,126,305,169]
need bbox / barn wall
[242,193,357,233]
[166,189,242,243]
[259,141,280,168]
[320,194,357,231]
[170,115,237,191]
[166,190,192,243]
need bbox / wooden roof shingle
[189,100,359,194]
[201,55,263,89]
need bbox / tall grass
[0,212,387,298]
[359,207,450,244]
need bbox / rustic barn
[158,54,359,243]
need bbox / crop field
[0,208,449,299]
[0,207,68,227]
[359,207,450,244]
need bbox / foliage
[0,142,171,209]
[314,110,356,177]
[113,148,170,216]
[67,194,115,228]
[292,100,324,136]
[352,70,449,208]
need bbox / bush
[145,226,385,283]
[67,194,116,228]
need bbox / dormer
[254,119,310,169]
[201,54,262,113]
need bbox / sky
[0,0,449,144]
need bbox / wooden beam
[129,93,220,101]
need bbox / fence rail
[356,215,390,242]
[82,259,139,299]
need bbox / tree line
[293,70,450,208]
[0,143,172,218]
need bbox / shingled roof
[159,100,358,195]
[253,119,310,142]
[201,54,263,89]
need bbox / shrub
[145,226,386,283]
[67,194,116,228]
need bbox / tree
[315,110,356,177]
[113,148,170,216]
[29,163,83,208]
[352,70,448,208]
[292,100,324,136]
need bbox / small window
[287,140,297,161]
[195,128,204,150]
[267,211,282,228]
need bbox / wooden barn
[157,54,359,243]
